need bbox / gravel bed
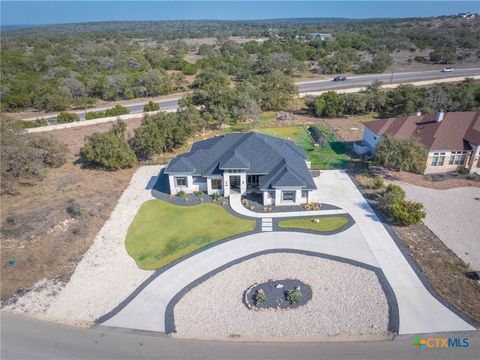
[173,253,389,338]
[396,182,480,269]
[44,166,162,322]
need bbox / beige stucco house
[362,111,480,174]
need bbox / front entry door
[230,175,241,190]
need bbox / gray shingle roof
[165,132,316,190]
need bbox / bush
[389,200,426,226]
[286,289,302,304]
[86,105,130,120]
[57,112,80,124]
[371,176,385,190]
[456,167,469,175]
[314,91,344,118]
[79,121,137,170]
[143,101,160,112]
[255,289,265,306]
[67,199,81,217]
[21,118,49,129]
[212,192,222,201]
[29,135,67,167]
[375,137,426,173]
[378,184,405,210]
[177,190,186,198]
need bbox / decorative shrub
[286,289,302,304]
[378,183,405,210]
[390,200,426,226]
[212,193,222,201]
[255,289,266,306]
[177,190,186,198]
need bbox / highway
[296,67,480,92]
[1,313,479,360]
[26,67,480,124]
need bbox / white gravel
[173,253,389,339]
[397,182,480,269]
[44,165,163,322]
[1,278,65,315]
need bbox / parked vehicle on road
[441,67,453,72]
[333,76,347,81]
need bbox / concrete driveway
[100,170,475,335]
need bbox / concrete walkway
[309,171,475,334]
[101,227,379,333]
[229,193,348,218]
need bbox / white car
[441,67,453,72]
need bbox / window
[449,151,468,166]
[268,191,275,199]
[373,136,377,140]
[247,175,259,184]
[176,177,187,186]
[282,191,295,201]
[211,179,222,190]
[302,190,309,198]
[431,152,445,166]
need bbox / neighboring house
[362,111,480,174]
[307,32,333,41]
[164,132,317,205]
[458,12,476,19]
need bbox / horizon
[1,1,479,27]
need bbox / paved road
[2,314,479,360]
[29,67,480,123]
[297,67,480,92]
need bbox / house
[164,132,317,205]
[458,12,476,20]
[362,111,480,174]
[307,32,333,41]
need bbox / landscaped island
[278,216,349,232]
[126,200,256,269]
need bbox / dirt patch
[380,169,480,190]
[352,170,480,326]
[0,160,135,301]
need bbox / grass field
[255,125,350,170]
[278,216,349,232]
[125,200,256,270]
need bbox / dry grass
[0,123,139,301]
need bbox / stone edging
[346,171,479,329]
[163,249,399,335]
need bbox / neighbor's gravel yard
[173,253,389,339]
[397,182,480,269]
[44,166,163,323]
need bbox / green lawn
[255,125,350,170]
[126,200,256,270]
[278,216,349,232]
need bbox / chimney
[435,110,445,123]
[416,110,422,116]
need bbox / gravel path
[45,166,163,322]
[173,253,389,338]
[397,182,480,269]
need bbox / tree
[132,112,192,159]
[375,137,426,173]
[381,84,421,117]
[143,101,160,112]
[80,121,137,170]
[57,112,80,124]
[257,70,297,111]
[1,117,67,194]
[342,93,367,115]
[314,91,344,117]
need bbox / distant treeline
[1,17,479,112]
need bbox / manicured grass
[126,200,256,270]
[278,216,349,232]
[255,125,350,170]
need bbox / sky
[1,1,479,26]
